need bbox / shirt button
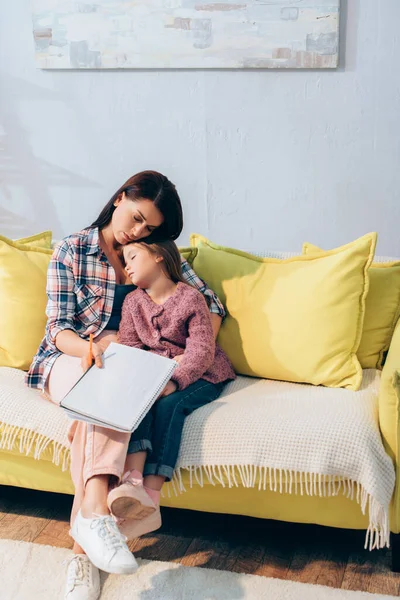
[153,331,158,338]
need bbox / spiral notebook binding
[131,363,177,431]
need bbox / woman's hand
[96,332,118,354]
[158,380,178,399]
[173,354,184,364]
[80,341,103,372]
[80,332,118,372]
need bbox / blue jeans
[127,379,226,481]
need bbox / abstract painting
[32,1,340,69]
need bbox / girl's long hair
[91,170,183,242]
[126,240,186,284]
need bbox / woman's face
[112,194,164,246]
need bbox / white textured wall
[0,1,399,255]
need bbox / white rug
[0,539,395,600]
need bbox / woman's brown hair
[91,170,183,242]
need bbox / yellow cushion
[178,246,197,266]
[14,231,52,249]
[190,232,377,390]
[0,237,52,369]
[303,242,400,369]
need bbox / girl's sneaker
[107,472,156,519]
[71,510,138,575]
[65,554,100,600]
[118,506,162,540]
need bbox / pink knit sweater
[118,282,236,390]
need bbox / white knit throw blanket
[0,368,70,471]
[173,370,395,551]
[0,367,395,550]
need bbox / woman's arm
[181,258,226,337]
[56,329,103,369]
[210,313,222,339]
[46,241,92,359]
[171,293,216,391]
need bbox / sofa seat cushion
[175,369,395,549]
[0,368,70,469]
[0,367,395,548]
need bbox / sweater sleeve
[118,298,145,349]
[171,293,216,390]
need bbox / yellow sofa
[0,244,399,571]
[1,317,399,562]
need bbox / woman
[26,171,225,600]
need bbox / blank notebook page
[60,342,177,432]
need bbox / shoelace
[65,555,91,591]
[91,514,129,553]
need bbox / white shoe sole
[71,524,138,575]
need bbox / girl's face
[123,244,163,288]
[112,194,164,246]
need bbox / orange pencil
[89,333,94,366]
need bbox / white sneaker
[65,554,100,600]
[71,511,138,575]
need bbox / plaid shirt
[26,227,225,391]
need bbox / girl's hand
[81,341,103,372]
[158,380,178,399]
[173,354,184,364]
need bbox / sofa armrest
[379,317,400,532]
[379,318,400,464]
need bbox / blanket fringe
[0,424,390,551]
[166,465,390,550]
[0,423,70,471]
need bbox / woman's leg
[107,412,154,519]
[47,353,130,546]
[48,353,137,575]
[47,354,87,555]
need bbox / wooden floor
[1,485,399,597]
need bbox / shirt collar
[86,227,101,256]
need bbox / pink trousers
[46,332,131,526]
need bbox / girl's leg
[144,379,225,483]
[117,381,225,541]
[124,451,147,475]
[123,408,154,474]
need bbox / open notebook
[60,343,177,433]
